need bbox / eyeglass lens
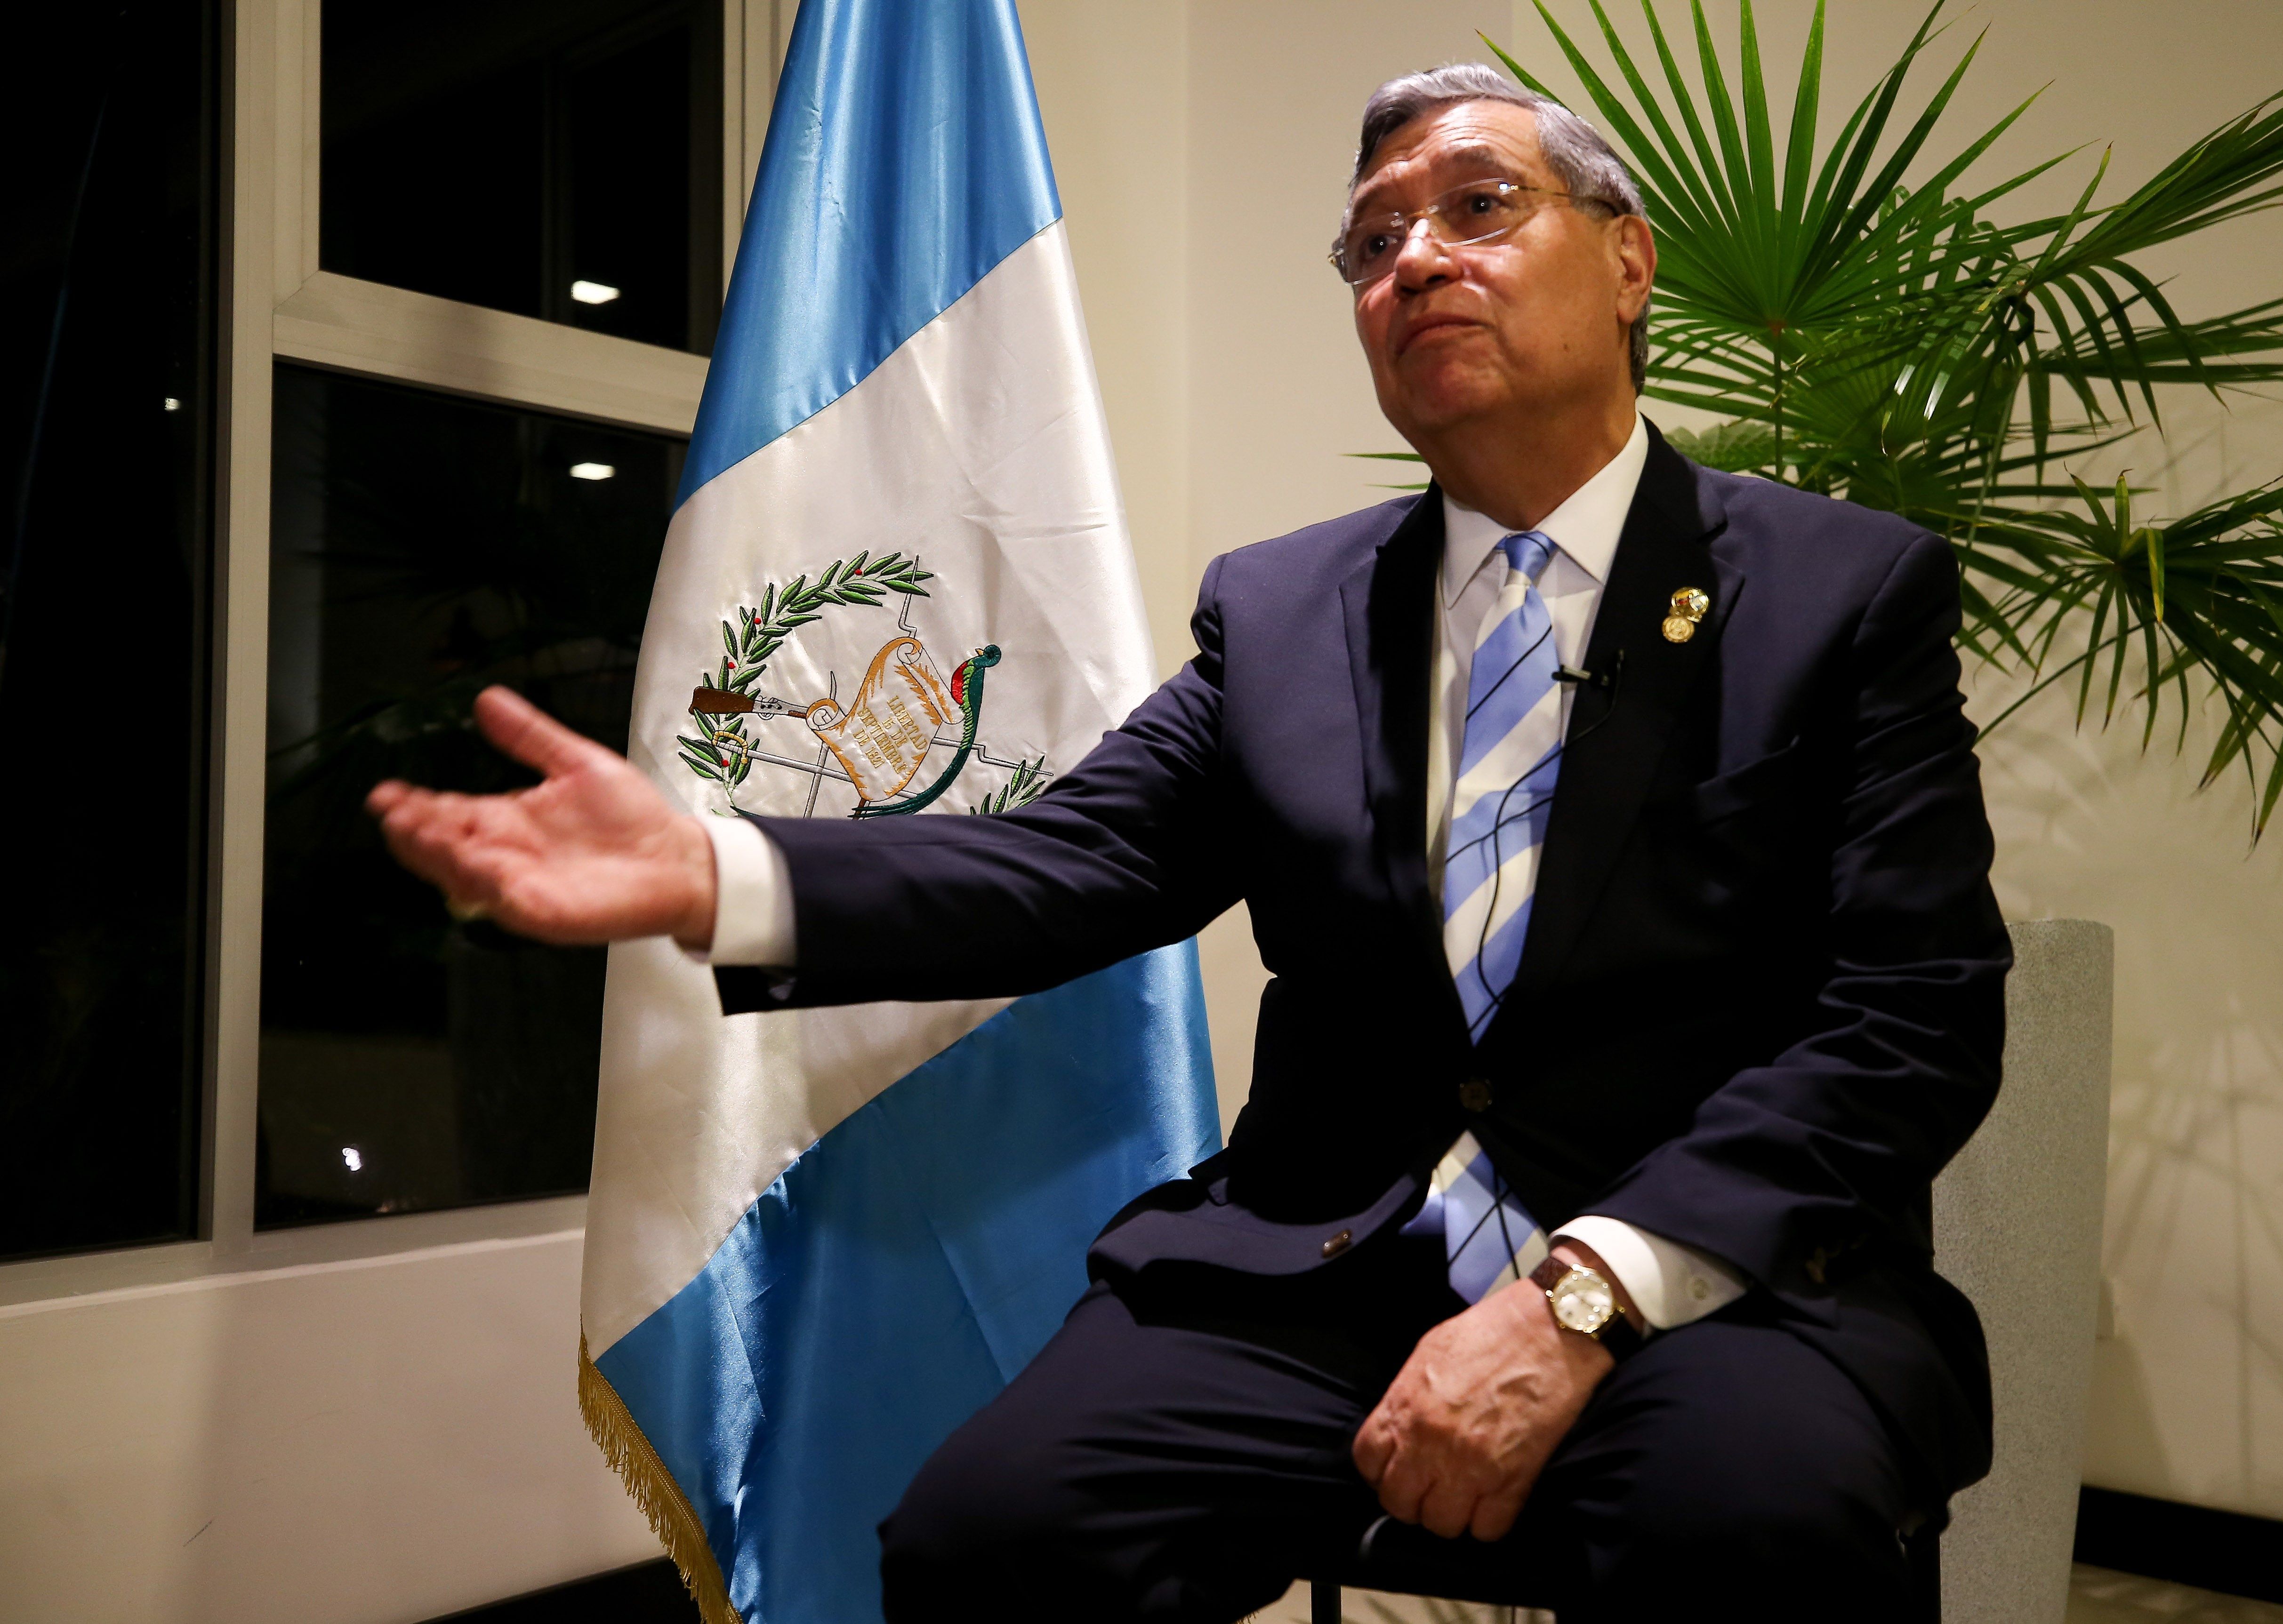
[1338,178,1542,286]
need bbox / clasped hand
[365,686,719,949]
[1352,1246,1616,1542]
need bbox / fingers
[1364,1414,1432,1527]
[1375,1457,1431,1528]
[1351,1406,1396,1487]
[474,685,610,779]
[1357,1384,1526,1544]
[1415,1478,1481,1542]
[1379,1448,1517,1543]
[372,784,514,907]
[1467,1480,1531,1544]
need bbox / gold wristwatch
[1528,1255,1645,1360]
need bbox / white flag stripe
[585,224,1149,1356]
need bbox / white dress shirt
[701,412,1746,1331]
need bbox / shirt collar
[1439,412,1650,606]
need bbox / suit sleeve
[715,556,1246,1013]
[1587,530,2012,1296]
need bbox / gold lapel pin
[1662,587,1712,644]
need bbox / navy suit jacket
[720,423,2012,1501]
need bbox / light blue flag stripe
[679,0,1062,504]
[597,945,1220,1624]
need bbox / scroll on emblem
[801,636,956,804]
[1661,586,1712,644]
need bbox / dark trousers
[879,1223,1933,1623]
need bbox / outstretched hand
[366,686,718,949]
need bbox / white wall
[0,1228,657,1624]
[1025,0,2283,1523]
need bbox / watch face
[1550,1267,1616,1336]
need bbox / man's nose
[1392,217,1460,291]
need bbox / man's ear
[1612,214,1656,325]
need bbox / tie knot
[1501,530,1556,585]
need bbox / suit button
[1321,1229,1353,1259]
[1458,1078,1494,1112]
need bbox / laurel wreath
[972,755,1050,814]
[677,552,933,788]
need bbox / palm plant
[1474,1,2283,832]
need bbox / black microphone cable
[1462,648,1627,1038]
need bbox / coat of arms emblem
[679,551,1050,818]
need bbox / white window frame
[0,0,792,1308]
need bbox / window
[322,0,725,355]
[259,366,681,1225]
[0,0,769,1290]
[232,0,732,1241]
[0,0,220,1262]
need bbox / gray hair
[1347,63,1651,392]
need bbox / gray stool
[1932,920,2112,1624]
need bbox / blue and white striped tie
[1443,529,1563,1039]
[1419,531,1562,1302]
[1399,1131,1549,1303]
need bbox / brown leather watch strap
[1529,1255,1646,1361]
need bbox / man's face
[1348,102,1651,444]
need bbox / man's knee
[1556,1321,1917,1616]
[879,1413,1064,1607]
[1618,1435,1897,1566]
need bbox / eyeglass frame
[1328,176,1618,288]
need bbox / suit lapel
[1496,430,1740,1029]
[1340,491,1446,963]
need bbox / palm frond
[1486,2,2283,833]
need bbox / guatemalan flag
[576,4,1221,1621]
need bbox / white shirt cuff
[688,816,797,968]
[1551,1215,1748,1332]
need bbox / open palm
[367,686,716,947]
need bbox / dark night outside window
[260,365,681,1228]
[0,2,219,1263]
[322,0,724,356]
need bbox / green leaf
[1665,419,1778,470]
[1489,0,2283,836]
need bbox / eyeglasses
[1330,176,1599,288]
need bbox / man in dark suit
[373,64,2009,1624]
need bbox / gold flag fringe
[579,1330,744,1624]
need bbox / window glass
[0,0,218,1263]
[322,0,725,356]
[260,364,680,1227]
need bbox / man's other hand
[1351,1245,1617,1542]
[366,685,718,950]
